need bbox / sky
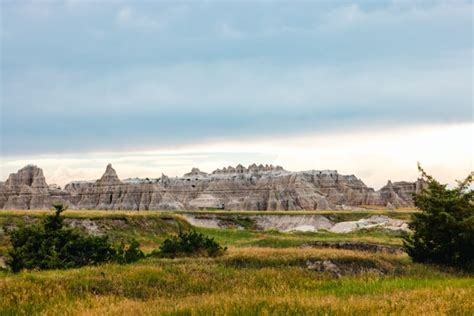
[0,0,472,189]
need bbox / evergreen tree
[403,164,473,268]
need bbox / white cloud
[217,22,245,39]
[1,122,472,189]
[5,49,471,118]
[116,7,132,23]
[115,6,160,30]
[319,1,472,32]
[2,1,472,162]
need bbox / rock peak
[184,167,208,177]
[5,164,48,189]
[97,163,121,185]
[1,163,420,210]
[212,163,285,175]
[105,163,116,173]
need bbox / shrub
[115,239,145,264]
[7,203,144,272]
[403,164,473,269]
[153,230,226,258]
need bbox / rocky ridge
[182,214,410,233]
[0,164,425,210]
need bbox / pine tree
[403,164,473,268]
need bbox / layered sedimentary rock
[0,164,68,209]
[182,213,409,233]
[0,164,425,210]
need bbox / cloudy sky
[1,0,472,188]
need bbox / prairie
[0,210,472,315]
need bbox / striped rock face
[0,164,425,211]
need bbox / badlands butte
[0,163,424,211]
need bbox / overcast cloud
[0,0,472,185]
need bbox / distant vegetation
[403,165,473,269]
[152,230,227,258]
[7,203,144,272]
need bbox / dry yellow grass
[1,247,472,315]
[0,208,418,218]
[72,287,474,316]
[226,246,401,257]
[1,210,471,316]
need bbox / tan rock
[1,164,423,210]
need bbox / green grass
[195,226,404,248]
[0,213,191,253]
[0,248,472,315]
[1,210,472,315]
[178,208,417,221]
[0,210,405,254]
[0,218,402,256]
[0,208,418,220]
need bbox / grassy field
[0,210,472,315]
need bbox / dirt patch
[306,259,387,277]
[306,260,342,277]
[0,254,6,270]
[221,254,399,277]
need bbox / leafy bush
[403,165,473,269]
[115,239,145,264]
[153,230,226,258]
[7,203,144,272]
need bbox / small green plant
[115,239,145,264]
[403,164,473,269]
[152,230,226,258]
[7,203,144,272]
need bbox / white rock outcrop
[329,215,410,233]
[182,213,410,233]
[0,164,425,211]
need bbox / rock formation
[0,164,425,210]
[0,164,66,209]
[181,213,410,233]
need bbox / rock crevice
[0,164,425,210]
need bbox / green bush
[115,239,145,264]
[153,230,226,258]
[7,203,144,272]
[403,165,474,269]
